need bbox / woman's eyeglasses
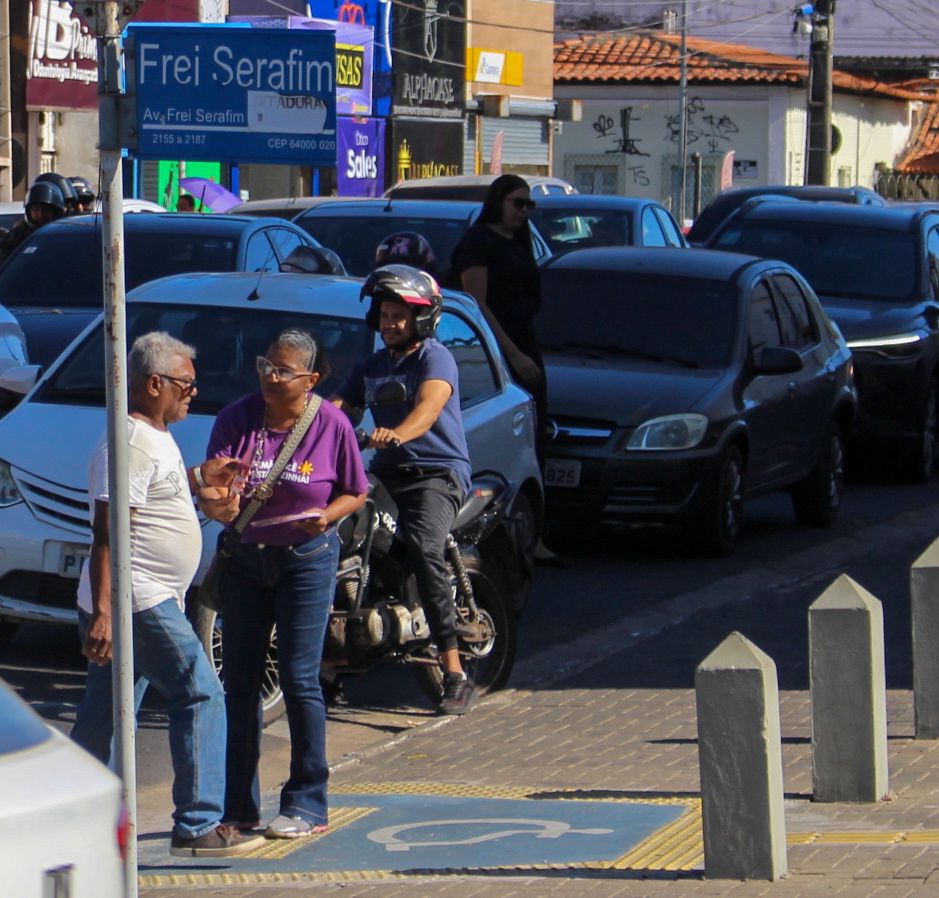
[158,374,197,395]
[256,356,313,382]
[510,197,536,210]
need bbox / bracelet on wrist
[192,464,208,490]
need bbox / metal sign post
[70,3,141,896]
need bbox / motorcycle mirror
[373,381,407,405]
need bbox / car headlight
[0,460,23,507]
[846,332,924,358]
[627,414,708,451]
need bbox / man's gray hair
[129,332,196,388]
[270,328,318,371]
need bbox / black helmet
[68,175,96,205]
[374,231,437,274]
[24,182,67,225]
[34,172,79,212]
[280,244,347,276]
[360,265,443,339]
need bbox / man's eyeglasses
[510,197,536,210]
[158,374,197,395]
[256,356,313,382]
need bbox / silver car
[0,272,543,662]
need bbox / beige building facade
[464,0,555,175]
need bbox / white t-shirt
[77,417,202,615]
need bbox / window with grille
[562,154,625,195]
[662,154,722,218]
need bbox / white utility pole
[70,3,141,896]
[677,0,689,224]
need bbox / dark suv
[708,202,939,478]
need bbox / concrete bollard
[911,538,939,739]
[696,632,787,881]
[809,574,888,802]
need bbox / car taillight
[116,803,130,860]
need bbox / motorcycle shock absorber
[446,534,479,616]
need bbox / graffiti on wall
[593,107,650,157]
[665,97,739,153]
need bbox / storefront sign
[338,118,385,196]
[233,0,393,117]
[232,16,374,116]
[27,0,202,111]
[392,0,465,118]
[391,119,462,183]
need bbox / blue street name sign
[128,26,337,166]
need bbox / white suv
[0,271,543,649]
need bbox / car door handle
[513,411,526,435]
[788,381,797,395]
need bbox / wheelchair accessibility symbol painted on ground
[139,790,692,876]
[369,818,615,851]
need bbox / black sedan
[538,247,856,555]
[707,202,939,478]
[0,213,321,369]
[528,194,687,254]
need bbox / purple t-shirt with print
[207,392,369,546]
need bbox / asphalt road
[2,469,938,797]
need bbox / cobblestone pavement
[139,511,939,897]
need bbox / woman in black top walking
[451,174,546,439]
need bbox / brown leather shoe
[170,823,265,857]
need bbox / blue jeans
[221,530,339,827]
[72,611,149,772]
[70,599,226,839]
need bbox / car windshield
[35,302,374,415]
[712,221,918,302]
[298,215,469,277]
[530,209,633,253]
[0,228,241,307]
[539,269,737,368]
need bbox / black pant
[380,467,464,652]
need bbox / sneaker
[439,672,476,715]
[264,814,329,840]
[170,823,265,858]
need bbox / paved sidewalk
[139,513,939,897]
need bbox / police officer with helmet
[0,181,67,263]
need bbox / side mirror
[0,364,41,395]
[373,380,407,405]
[753,346,802,375]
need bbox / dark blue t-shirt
[337,338,472,491]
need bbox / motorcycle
[191,430,530,724]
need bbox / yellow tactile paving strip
[138,782,939,887]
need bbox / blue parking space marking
[139,792,686,875]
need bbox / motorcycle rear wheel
[415,553,517,706]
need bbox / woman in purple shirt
[203,328,368,840]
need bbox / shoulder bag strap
[230,393,324,538]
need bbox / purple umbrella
[179,177,241,213]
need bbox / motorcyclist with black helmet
[374,231,437,275]
[0,181,67,263]
[331,265,477,715]
[34,172,81,215]
[280,244,347,275]
[69,176,97,213]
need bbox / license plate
[544,458,581,488]
[58,544,90,579]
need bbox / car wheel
[912,379,939,482]
[0,619,19,648]
[792,424,845,527]
[189,599,286,728]
[697,446,744,557]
